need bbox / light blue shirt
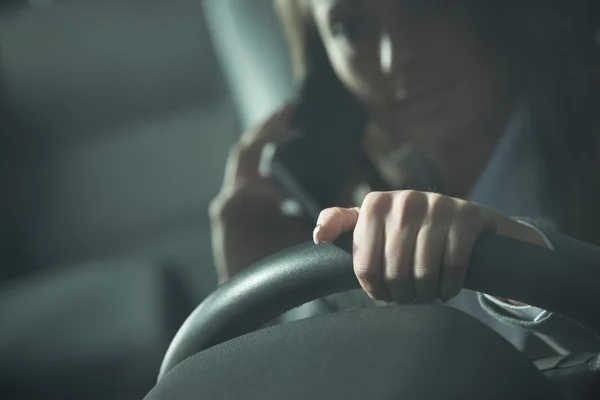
[283,100,555,351]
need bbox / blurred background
[0,0,292,398]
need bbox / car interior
[1,0,599,399]
[1,0,238,398]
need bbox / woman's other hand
[313,191,547,303]
[209,104,314,283]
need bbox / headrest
[202,0,295,131]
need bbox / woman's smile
[390,80,455,120]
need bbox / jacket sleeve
[478,218,600,354]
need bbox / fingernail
[313,224,322,245]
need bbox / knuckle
[456,203,481,225]
[444,260,463,273]
[241,123,271,144]
[322,207,346,222]
[209,186,242,218]
[227,142,245,160]
[354,262,377,282]
[415,270,439,286]
[398,189,419,203]
[413,241,440,280]
[362,191,381,206]
[264,105,294,128]
[208,195,227,220]
[361,191,391,216]
[222,148,242,177]
[414,263,438,281]
[384,263,410,283]
[396,190,425,214]
[428,194,452,217]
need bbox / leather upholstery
[202,0,294,131]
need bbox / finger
[314,207,360,244]
[209,180,288,222]
[225,105,299,185]
[383,223,417,303]
[413,227,447,303]
[440,224,472,301]
[353,197,392,302]
[440,203,499,301]
[240,103,298,145]
[383,192,426,303]
[230,133,298,184]
[440,204,483,301]
[412,196,454,302]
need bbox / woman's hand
[313,190,547,303]
[210,103,314,282]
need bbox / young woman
[210,0,600,354]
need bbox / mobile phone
[264,71,369,222]
[267,137,338,221]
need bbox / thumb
[313,207,360,244]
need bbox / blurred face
[309,0,518,148]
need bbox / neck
[424,134,498,198]
[424,106,514,198]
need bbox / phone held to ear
[260,119,369,222]
[261,69,379,223]
[261,136,334,222]
[261,132,366,253]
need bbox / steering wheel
[145,235,600,400]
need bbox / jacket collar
[467,99,550,221]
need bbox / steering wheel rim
[158,234,600,381]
